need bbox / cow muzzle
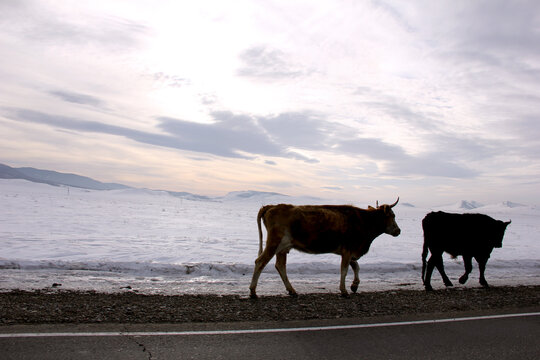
[387,225,401,237]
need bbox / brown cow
[249,198,401,298]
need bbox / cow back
[262,204,375,255]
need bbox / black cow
[421,211,511,291]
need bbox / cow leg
[459,255,473,284]
[476,257,490,288]
[275,252,297,297]
[423,254,439,291]
[249,243,278,299]
[339,253,352,297]
[434,255,453,287]
[350,260,360,293]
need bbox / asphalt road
[1,312,539,359]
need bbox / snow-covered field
[1,179,538,296]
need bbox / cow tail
[257,205,271,256]
[421,241,429,283]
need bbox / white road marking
[1,312,538,338]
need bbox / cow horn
[376,200,379,208]
[390,197,399,208]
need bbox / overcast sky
[1,0,539,206]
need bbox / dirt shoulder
[0,285,538,325]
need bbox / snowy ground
[1,179,539,296]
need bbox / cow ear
[505,220,512,227]
[368,206,375,210]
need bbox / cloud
[338,138,404,160]
[414,1,540,90]
[49,90,106,108]
[370,0,415,33]
[2,108,319,163]
[337,137,478,178]
[159,111,320,163]
[5,108,162,143]
[199,93,218,105]
[448,1,540,57]
[0,1,148,53]
[354,86,445,131]
[2,106,485,178]
[359,100,440,131]
[152,73,190,88]
[322,186,343,191]
[157,111,283,159]
[427,134,500,162]
[257,112,339,150]
[387,155,478,179]
[498,115,540,160]
[351,84,505,178]
[237,45,308,79]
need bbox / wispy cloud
[322,186,343,191]
[49,90,106,108]
[3,108,317,163]
[0,1,148,53]
[237,45,309,80]
[157,111,283,159]
[257,112,339,150]
[3,106,485,179]
[152,73,190,88]
[337,137,478,178]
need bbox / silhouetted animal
[249,198,401,298]
[421,211,511,291]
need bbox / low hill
[1,163,128,190]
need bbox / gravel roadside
[1,285,538,325]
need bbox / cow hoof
[459,276,468,284]
[351,284,358,293]
[444,281,454,287]
[288,291,298,297]
[340,292,350,298]
[480,281,490,288]
[425,285,433,292]
[250,293,258,299]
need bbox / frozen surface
[1,179,539,295]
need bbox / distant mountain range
[219,190,289,201]
[435,199,525,210]
[458,200,484,210]
[0,163,129,190]
[1,163,528,207]
[0,163,286,202]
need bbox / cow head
[379,197,401,237]
[493,220,511,248]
